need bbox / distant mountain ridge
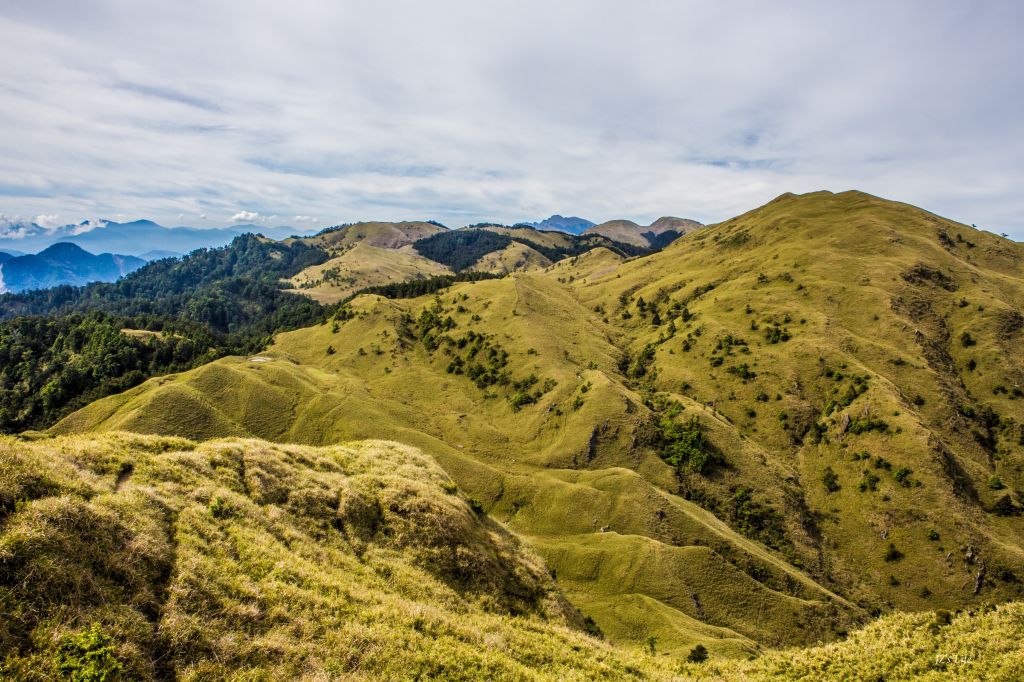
[0,242,144,293]
[0,218,316,256]
[520,215,596,234]
[584,216,703,248]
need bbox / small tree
[822,466,841,493]
[687,644,709,663]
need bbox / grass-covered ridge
[0,433,677,680]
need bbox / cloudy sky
[1,1,1022,236]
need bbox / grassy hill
[585,217,702,249]
[288,242,451,304]
[48,190,1024,663]
[2,432,1022,680]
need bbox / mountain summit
[522,215,597,234]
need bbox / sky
[1,1,1023,237]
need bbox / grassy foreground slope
[3,433,1023,681]
[0,433,677,680]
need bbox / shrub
[988,475,1005,490]
[858,472,881,492]
[764,325,791,344]
[883,543,904,562]
[848,417,890,435]
[960,331,977,347]
[658,417,717,475]
[822,466,841,493]
[209,496,231,518]
[55,623,123,682]
[687,644,709,663]
[727,363,756,381]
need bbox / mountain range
[1,190,1022,679]
[0,242,145,293]
[0,214,701,260]
[0,219,315,257]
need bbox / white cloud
[33,213,62,228]
[68,218,107,235]
[0,2,1022,237]
[230,210,261,223]
[293,215,318,222]
[0,215,34,239]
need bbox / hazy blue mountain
[0,242,145,293]
[0,219,317,257]
[0,252,13,264]
[520,215,596,234]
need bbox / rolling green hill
[40,190,1024,670]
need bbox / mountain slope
[48,190,1024,660]
[285,221,653,302]
[0,243,144,293]
[289,242,451,304]
[567,189,1024,612]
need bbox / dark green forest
[413,231,514,271]
[0,235,331,432]
[412,227,645,271]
